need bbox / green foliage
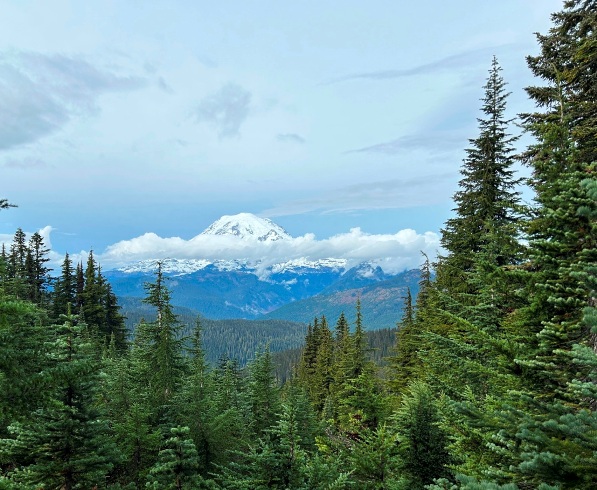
[392,382,452,490]
[0,299,48,433]
[0,4,594,489]
[146,426,206,489]
[0,315,120,489]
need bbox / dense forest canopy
[0,1,596,488]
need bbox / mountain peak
[200,213,291,242]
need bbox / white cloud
[0,50,145,150]
[192,83,252,138]
[98,226,440,274]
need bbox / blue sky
[0,0,562,270]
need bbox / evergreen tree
[389,287,419,395]
[52,252,76,320]
[0,298,49,434]
[8,228,28,299]
[495,1,597,481]
[353,299,367,377]
[0,245,8,295]
[248,347,281,438]
[176,319,214,474]
[345,423,400,489]
[27,231,52,306]
[312,316,334,413]
[0,199,16,210]
[103,279,127,351]
[437,57,522,295]
[146,426,207,490]
[393,382,452,490]
[75,261,85,309]
[139,261,186,418]
[81,251,105,333]
[0,314,120,488]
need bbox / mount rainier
[104,213,420,327]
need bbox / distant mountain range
[104,213,420,330]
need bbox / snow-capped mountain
[200,213,291,242]
[114,214,348,276]
[104,212,418,328]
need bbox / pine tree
[353,299,367,377]
[0,199,16,210]
[393,382,452,490]
[461,3,597,487]
[0,298,49,433]
[139,261,186,417]
[8,228,28,299]
[312,316,334,413]
[344,423,400,489]
[248,347,281,438]
[437,57,522,296]
[52,252,76,320]
[75,261,85,309]
[389,287,420,395]
[146,426,206,490]
[81,251,105,333]
[0,314,120,488]
[27,231,52,306]
[176,319,214,474]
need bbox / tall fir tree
[52,252,76,320]
[0,313,120,488]
[437,57,522,296]
[27,231,52,306]
[489,2,597,486]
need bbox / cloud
[157,76,173,94]
[3,156,50,169]
[98,227,440,275]
[347,131,465,155]
[263,173,457,217]
[192,83,251,138]
[276,133,306,144]
[0,50,146,150]
[326,45,510,84]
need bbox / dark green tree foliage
[389,287,419,395]
[344,423,400,489]
[175,319,212,472]
[248,347,281,438]
[8,228,28,300]
[312,316,335,413]
[27,231,52,306]
[204,357,250,467]
[0,298,48,434]
[0,245,9,295]
[393,382,452,490]
[490,3,597,486]
[0,229,52,304]
[438,57,522,294]
[81,251,105,333]
[0,199,16,210]
[353,299,367,376]
[52,252,76,320]
[135,262,186,422]
[0,315,119,488]
[146,426,206,490]
[75,261,84,309]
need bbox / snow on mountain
[200,213,291,242]
[115,214,353,277]
[270,258,347,274]
[119,258,212,274]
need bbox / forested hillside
[119,296,309,365]
[0,2,595,488]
